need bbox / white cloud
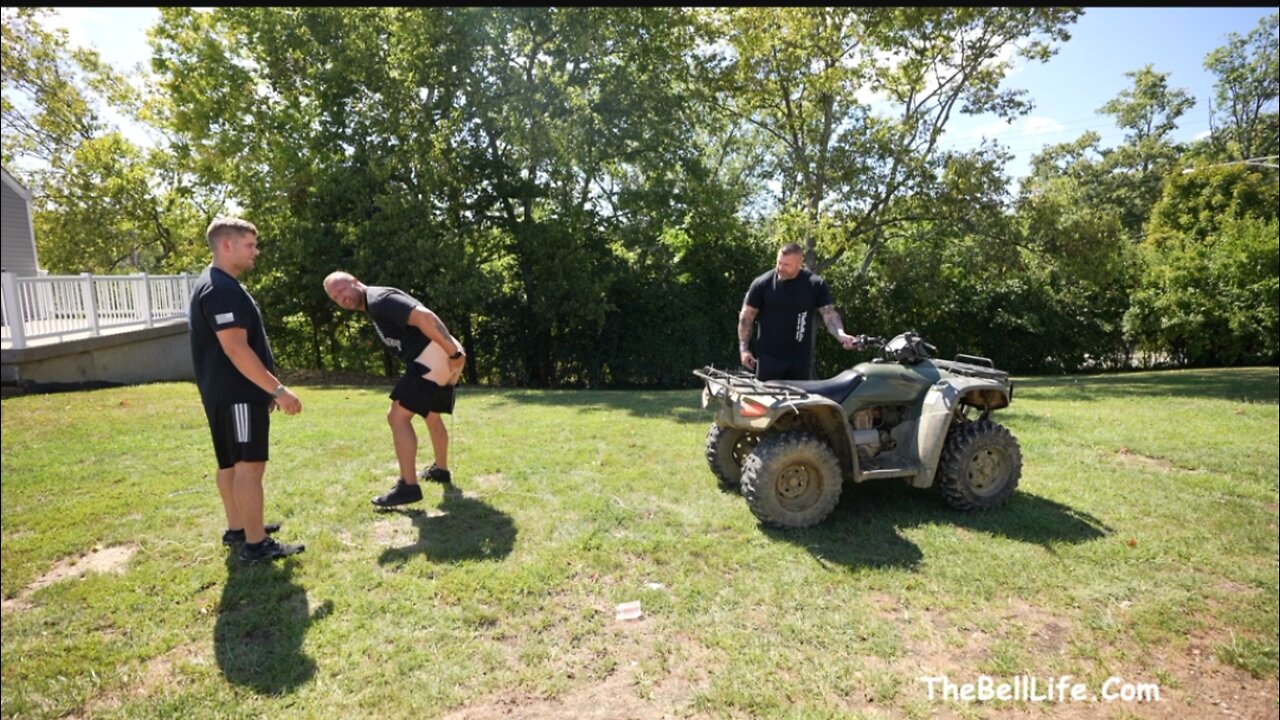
[968,119,1016,142]
[1021,116,1065,136]
[33,8,160,149]
[42,7,96,49]
[40,7,159,72]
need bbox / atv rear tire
[705,423,758,493]
[936,418,1022,511]
[741,431,842,528]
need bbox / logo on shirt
[215,312,235,325]
[371,321,402,351]
[795,311,807,342]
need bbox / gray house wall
[1,167,40,277]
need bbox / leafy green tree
[1023,65,1193,238]
[1007,64,1198,370]
[1125,164,1279,366]
[1204,12,1279,162]
[150,7,486,373]
[1125,216,1278,366]
[458,8,715,385]
[2,7,207,273]
[1095,65,1195,235]
[705,7,1080,277]
[2,7,111,167]
[1145,163,1278,248]
[149,7,740,385]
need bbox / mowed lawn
[1,367,1276,720]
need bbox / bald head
[324,271,366,311]
[324,270,356,292]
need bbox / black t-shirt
[188,265,275,406]
[744,268,834,359]
[365,286,430,365]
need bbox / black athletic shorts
[756,354,815,382]
[391,364,456,416]
[205,402,271,469]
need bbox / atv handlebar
[854,334,886,350]
[855,331,937,362]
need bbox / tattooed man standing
[738,243,862,381]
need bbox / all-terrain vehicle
[693,331,1022,528]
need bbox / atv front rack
[933,358,1010,382]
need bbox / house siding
[1,169,39,277]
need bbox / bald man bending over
[324,271,467,508]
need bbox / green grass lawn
[2,367,1277,719]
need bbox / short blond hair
[206,217,258,250]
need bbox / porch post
[81,273,101,336]
[2,271,27,349]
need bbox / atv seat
[765,370,864,404]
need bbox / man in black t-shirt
[323,271,467,508]
[738,243,861,381]
[189,217,305,563]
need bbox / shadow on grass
[215,554,329,695]
[763,480,1111,572]
[378,484,517,565]
[1013,367,1277,404]
[499,388,709,425]
[278,372,712,426]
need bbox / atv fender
[912,377,1012,488]
[798,400,860,480]
[713,395,860,480]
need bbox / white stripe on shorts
[234,403,250,443]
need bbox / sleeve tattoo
[820,305,845,337]
[738,307,756,349]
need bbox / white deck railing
[1,271,194,349]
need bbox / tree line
[3,7,1276,385]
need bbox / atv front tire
[705,423,758,493]
[936,419,1022,511]
[741,431,842,528]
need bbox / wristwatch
[271,384,287,398]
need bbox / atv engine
[850,405,907,461]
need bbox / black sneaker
[372,478,424,507]
[418,463,453,484]
[237,537,305,564]
[222,522,282,546]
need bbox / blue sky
[941,7,1277,180]
[43,6,1278,183]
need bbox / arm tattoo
[820,305,844,337]
[431,315,461,354]
[738,307,756,349]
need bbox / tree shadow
[499,387,709,425]
[1012,367,1277,404]
[278,380,712,426]
[377,484,517,565]
[762,480,1111,572]
[214,554,330,695]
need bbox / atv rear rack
[693,366,811,400]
